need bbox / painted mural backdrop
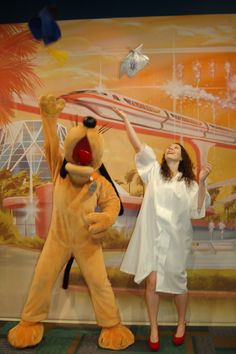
[0,14,236,321]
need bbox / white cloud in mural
[202,34,235,45]
[162,79,218,102]
[155,23,235,46]
[217,25,233,33]
[162,79,236,110]
[123,21,144,27]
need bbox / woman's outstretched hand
[199,163,212,184]
[112,107,128,121]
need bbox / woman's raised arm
[112,107,142,153]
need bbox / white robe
[120,145,211,294]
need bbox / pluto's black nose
[83,116,97,128]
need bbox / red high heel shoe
[172,324,186,346]
[148,338,160,351]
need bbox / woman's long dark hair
[160,143,196,186]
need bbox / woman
[113,107,212,351]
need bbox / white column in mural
[172,50,177,114]
[176,62,185,145]
[176,62,184,114]
[24,147,36,236]
[209,60,217,161]
[192,60,202,121]
[192,139,215,167]
[209,60,216,81]
[225,61,231,94]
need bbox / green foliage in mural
[0,168,45,248]
[0,209,45,249]
[187,269,236,292]
[100,227,130,249]
[223,184,236,223]
[0,169,44,209]
[69,267,236,292]
[0,209,20,242]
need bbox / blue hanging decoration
[28,5,61,45]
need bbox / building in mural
[0,120,67,179]
[0,120,67,236]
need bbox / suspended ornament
[224,61,231,81]
[209,61,216,80]
[120,44,150,78]
[192,61,201,86]
[28,5,61,45]
[176,63,184,81]
[228,75,236,95]
[47,47,69,66]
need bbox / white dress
[120,145,211,294]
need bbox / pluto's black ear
[99,163,124,216]
[60,158,68,178]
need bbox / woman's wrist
[199,178,207,187]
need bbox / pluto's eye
[83,116,97,128]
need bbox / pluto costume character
[8,95,134,350]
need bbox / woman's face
[164,143,182,162]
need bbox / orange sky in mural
[31,14,236,131]
[3,13,234,216]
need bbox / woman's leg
[173,292,188,336]
[145,271,160,342]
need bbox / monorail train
[60,89,236,145]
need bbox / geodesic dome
[0,120,67,179]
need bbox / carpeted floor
[1,321,236,354]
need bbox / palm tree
[208,187,220,205]
[124,169,136,194]
[136,174,144,196]
[224,200,236,222]
[0,24,42,125]
[232,185,236,194]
